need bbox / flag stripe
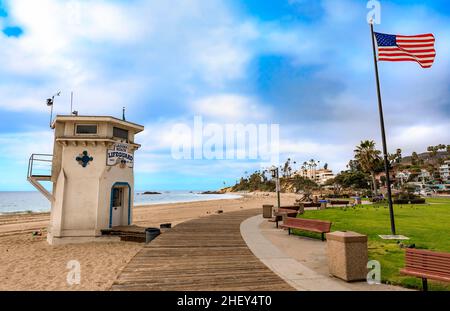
[396,36,435,41]
[396,34,434,38]
[379,52,435,60]
[379,56,435,61]
[397,43,434,47]
[396,41,434,44]
[379,49,435,55]
[379,53,434,58]
[379,47,435,52]
[378,59,433,64]
[378,48,435,57]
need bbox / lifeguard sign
[107,143,134,168]
[27,115,144,245]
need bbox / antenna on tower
[70,91,74,114]
[70,91,78,116]
[46,91,61,128]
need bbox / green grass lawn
[296,197,450,291]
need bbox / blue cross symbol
[76,151,94,167]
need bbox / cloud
[0,0,263,114]
[0,0,449,190]
[0,130,53,171]
[192,94,270,122]
[390,124,450,154]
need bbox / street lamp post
[271,166,281,211]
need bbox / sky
[0,0,449,191]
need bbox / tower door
[111,187,124,227]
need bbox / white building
[419,169,431,183]
[295,168,335,185]
[316,169,335,185]
[440,161,450,181]
[395,171,410,184]
[28,115,144,245]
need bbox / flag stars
[375,32,397,47]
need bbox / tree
[232,170,275,192]
[427,145,438,159]
[354,140,382,195]
[411,152,419,166]
[282,158,294,178]
[347,159,361,172]
[427,144,447,176]
[332,171,370,189]
[291,175,318,193]
[389,149,402,165]
[323,163,329,170]
[306,159,319,181]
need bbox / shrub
[371,197,385,203]
[394,199,409,205]
[410,198,426,204]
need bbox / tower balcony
[27,154,54,202]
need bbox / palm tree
[427,144,447,177]
[354,140,382,195]
[302,162,308,177]
[411,152,419,166]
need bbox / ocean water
[0,191,241,214]
[134,191,241,206]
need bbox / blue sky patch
[3,26,23,37]
[0,0,7,17]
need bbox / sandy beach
[0,193,298,291]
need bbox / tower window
[113,127,128,140]
[76,124,98,135]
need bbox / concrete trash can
[326,231,368,282]
[145,228,161,243]
[262,205,274,218]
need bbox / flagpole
[370,21,396,235]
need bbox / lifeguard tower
[27,115,144,245]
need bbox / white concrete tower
[27,115,144,245]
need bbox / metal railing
[27,154,53,178]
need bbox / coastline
[0,192,299,290]
[0,191,242,215]
[133,193,242,207]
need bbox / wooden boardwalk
[111,209,293,291]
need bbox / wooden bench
[279,205,300,211]
[269,209,298,228]
[280,217,332,241]
[329,200,350,207]
[302,202,322,208]
[400,248,450,291]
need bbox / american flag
[374,32,436,68]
